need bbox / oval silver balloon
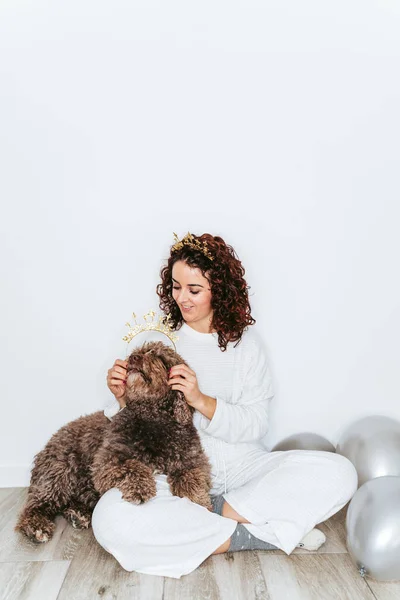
[336,415,400,487]
[346,476,400,581]
[271,433,335,452]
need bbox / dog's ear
[172,391,194,425]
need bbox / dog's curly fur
[15,341,213,543]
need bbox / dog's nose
[128,355,143,371]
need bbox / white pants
[91,449,358,579]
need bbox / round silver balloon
[346,476,400,581]
[336,415,400,487]
[271,433,335,452]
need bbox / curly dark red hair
[156,232,256,352]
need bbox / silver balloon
[271,433,335,452]
[346,476,400,581]
[336,415,400,487]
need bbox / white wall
[1,0,399,486]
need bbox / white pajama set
[92,322,358,579]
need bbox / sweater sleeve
[199,337,274,444]
[104,399,123,421]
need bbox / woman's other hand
[167,364,204,409]
[107,359,128,407]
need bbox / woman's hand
[167,364,204,408]
[107,359,128,407]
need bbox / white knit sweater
[104,322,275,493]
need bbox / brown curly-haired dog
[15,341,212,543]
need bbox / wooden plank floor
[1,487,399,600]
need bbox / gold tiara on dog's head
[122,310,179,351]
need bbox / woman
[91,232,357,579]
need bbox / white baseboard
[0,466,31,488]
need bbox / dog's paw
[16,514,56,544]
[168,469,212,510]
[202,498,213,512]
[190,492,213,511]
[119,477,157,505]
[63,508,91,529]
[34,528,52,543]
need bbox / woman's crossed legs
[91,450,358,577]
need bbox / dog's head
[124,341,194,424]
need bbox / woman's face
[171,260,215,333]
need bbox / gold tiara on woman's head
[171,232,214,261]
[123,310,179,351]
